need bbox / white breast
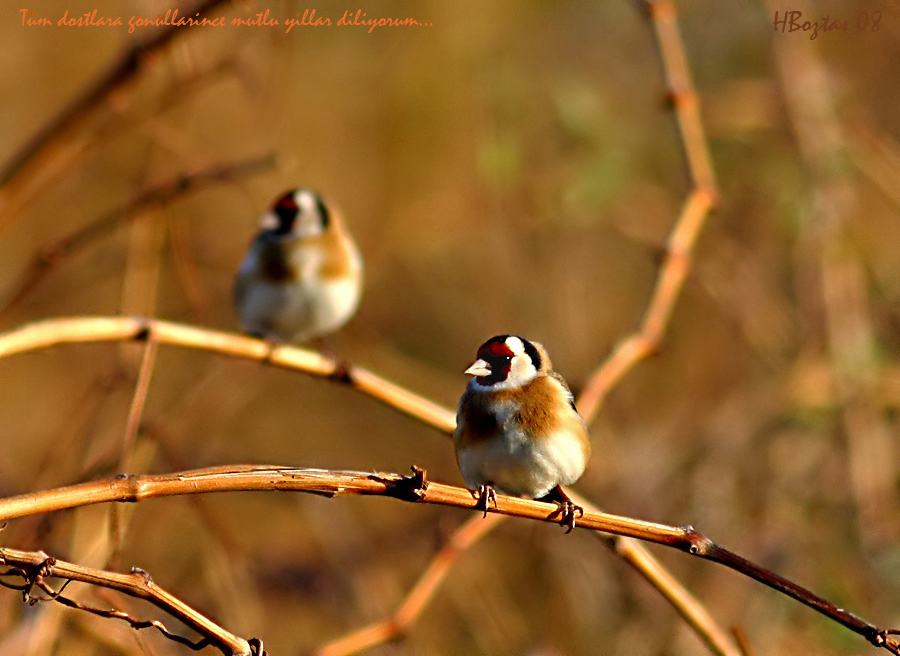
[234,241,361,343]
[456,415,587,499]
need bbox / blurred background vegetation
[1,0,899,654]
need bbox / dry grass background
[1,0,899,654]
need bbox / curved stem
[0,316,457,434]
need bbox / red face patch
[478,338,514,360]
[273,191,299,213]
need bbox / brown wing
[547,370,579,414]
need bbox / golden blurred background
[1,0,900,654]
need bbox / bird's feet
[540,486,583,533]
[472,484,497,518]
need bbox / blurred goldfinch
[233,189,362,343]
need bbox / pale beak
[259,211,280,231]
[464,359,492,377]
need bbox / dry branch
[572,2,732,653]
[0,465,680,542]
[0,315,779,656]
[311,512,505,656]
[0,315,457,434]
[568,491,739,656]
[767,0,898,547]
[0,154,276,315]
[0,546,253,656]
[646,0,716,193]
[0,465,898,654]
[577,0,718,423]
[0,0,853,654]
[577,188,715,422]
[0,0,232,191]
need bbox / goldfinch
[233,189,363,343]
[453,335,591,531]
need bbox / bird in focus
[233,189,363,343]
[453,335,591,531]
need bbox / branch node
[130,566,153,584]
[329,360,355,385]
[38,245,64,267]
[133,323,151,342]
[643,0,673,19]
[387,617,407,642]
[114,472,142,502]
[259,340,277,366]
[23,556,56,605]
[681,525,713,556]
[666,89,698,111]
[634,334,662,359]
[870,628,900,653]
[374,466,429,502]
[696,185,719,208]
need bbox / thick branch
[0,465,898,654]
[0,466,682,544]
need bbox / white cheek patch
[507,355,537,387]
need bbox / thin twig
[577,188,715,422]
[0,154,276,315]
[0,0,232,191]
[108,337,160,570]
[573,3,730,652]
[646,0,716,193]
[311,513,505,656]
[0,465,897,654]
[0,547,252,656]
[120,338,158,468]
[767,0,898,547]
[568,492,739,656]
[577,0,718,423]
